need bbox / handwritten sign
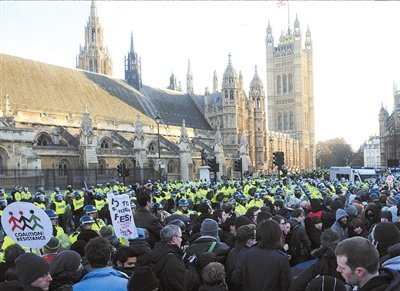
[107,193,138,240]
[1,202,52,248]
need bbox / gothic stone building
[0,2,314,189]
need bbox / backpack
[183,241,217,272]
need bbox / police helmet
[80,215,95,225]
[179,198,189,207]
[83,204,97,214]
[0,198,8,208]
[35,194,45,203]
[45,209,58,219]
[74,191,81,199]
[54,187,60,192]
[153,202,163,210]
[55,194,63,202]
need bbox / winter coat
[133,207,163,248]
[184,235,230,265]
[49,271,82,291]
[232,245,290,291]
[289,219,311,265]
[381,243,400,272]
[225,243,248,291]
[330,209,348,242]
[290,244,343,291]
[198,284,228,291]
[150,242,200,291]
[358,267,400,291]
[72,267,129,291]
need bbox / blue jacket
[72,267,129,291]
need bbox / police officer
[69,214,95,244]
[50,194,67,231]
[83,204,106,233]
[72,191,85,229]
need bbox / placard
[107,193,138,240]
[1,202,52,248]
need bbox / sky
[1,1,400,150]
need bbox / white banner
[107,193,138,240]
[1,202,52,249]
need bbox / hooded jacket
[330,209,348,242]
[358,267,400,291]
[381,243,400,272]
[72,267,129,291]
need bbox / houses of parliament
[0,1,315,186]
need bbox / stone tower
[266,15,315,170]
[125,32,142,91]
[77,0,113,76]
[249,66,267,171]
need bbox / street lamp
[269,137,274,174]
[155,113,162,180]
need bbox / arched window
[278,112,282,131]
[230,89,234,100]
[149,142,156,151]
[283,75,287,93]
[100,138,112,149]
[288,74,293,92]
[224,90,228,99]
[58,159,70,176]
[289,112,294,130]
[277,76,281,94]
[284,112,288,130]
[36,133,53,146]
[167,160,174,174]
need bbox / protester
[232,219,290,291]
[14,253,52,291]
[150,224,200,291]
[42,237,61,264]
[198,262,228,291]
[330,208,348,242]
[72,237,129,291]
[289,208,312,266]
[305,275,347,291]
[0,244,25,282]
[335,236,400,290]
[112,246,139,277]
[49,250,82,291]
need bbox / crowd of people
[1,171,400,290]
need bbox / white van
[330,167,379,183]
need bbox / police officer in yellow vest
[83,204,106,233]
[50,194,67,232]
[21,186,32,202]
[0,198,7,229]
[44,209,70,249]
[72,191,85,229]
[69,214,95,244]
[33,193,47,210]
[12,186,22,202]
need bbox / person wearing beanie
[381,210,393,222]
[305,275,346,291]
[184,219,230,267]
[369,221,400,259]
[49,250,82,290]
[41,237,61,264]
[291,230,344,291]
[361,203,381,233]
[15,253,52,290]
[386,195,395,207]
[330,209,348,242]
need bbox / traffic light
[117,165,122,177]
[234,158,242,172]
[273,152,278,166]
[277,152,285,166]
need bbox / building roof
[1,53,212,130]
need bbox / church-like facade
[0,1,315,189]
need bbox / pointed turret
[266,20,274,47]
[186,59,194,94]
[168,73,177,90]
[90,0,98,19]
[125,32,142,90]
[213,70,218,93]
[305,25,312,50]
[294,14,301,40]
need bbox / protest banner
[107,193,138,240]
[1,202,52,248]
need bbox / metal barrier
[0,167,160,192]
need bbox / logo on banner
[1,202,52,249]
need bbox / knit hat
[370,222,400,257]
[386,195,395,206]
[381,211,393,221]
[345,205,357,217]
[42,237,61,254]
[234,215,253,230]
[99,225,113,238]
[16,253,50,285]
[200,218,219,238]
[50,250,81,275]
[128,265,159,291]
[306,275,346,291]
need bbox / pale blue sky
[1,1,400,150]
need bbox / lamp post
[269,137,274,174]
[155,113,162,181]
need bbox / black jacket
[49,270,82,291]
[359,267,400,291]
[232,245,290,291]
[289,220,311,265]
[290,244,343,291]
[225,243,248,291]
[150,242,200,291]
[184,235,230,265]
[133,207,163,248]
